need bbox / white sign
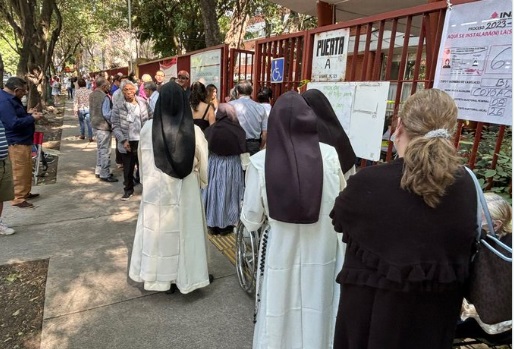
[190,49,222,92]
[307,81,390,161]
[433,0,512,126]
[311,28,350,82]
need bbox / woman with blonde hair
[330,89,477,349]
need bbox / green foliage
[458,125,512,199]
[0,30,18,74]
[133,0,206,57]
[56,0,126,72]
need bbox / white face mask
[391,127,399,146]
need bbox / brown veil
[302,89,356,174]
[265,91,323,224]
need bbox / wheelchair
[235,220,268,294]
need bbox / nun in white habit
[129,81,211,294]
[240,91,347,348]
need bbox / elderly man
[229,80,268,155]
[111,81,152,200]
[90,77,118,183]
[176,70,190,89]
[143,81,159,113]
[0,77,43,208]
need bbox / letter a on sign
[325,59,331,69]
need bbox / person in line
[303,89,356,180]
[241,91,347,348]
[205,84,219,111]
[143,81,159,114]
[138,74,153,100]
[190,81,215,132]
[129,81,212,293]
[0,120,15,234]
[154,70,166,91]
[111,81,152,200]
[256,86,272,117]
[51,76,61,106]
[90,77,118,183]
[110,75,121,95]
[176,70,191,96]
[73,78,94,142]
[229,80,267,155]
[203,103,246,235]
[0,77,43,208]
[112,76,129,169]
[330,89,477,349]
[66,77,73,100]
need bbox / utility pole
[128,0,133,72]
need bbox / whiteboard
[307,81,390,161]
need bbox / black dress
[193,103,212,131]
[330,158,477,349]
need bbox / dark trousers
[246,140,261,156]
[121,141,139,192]
[115,148,123,165]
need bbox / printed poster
[190,49,222,92]
[311,28,350,82]
[434,0,512,125]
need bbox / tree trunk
[199,0,222,47]
[224,0,251,48]
[1,0,62,108]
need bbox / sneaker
[121,190,134,201]
[0,222,15,235]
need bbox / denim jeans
[78,109,93,138]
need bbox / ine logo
[491,11,512,19]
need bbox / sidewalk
[1,100,254,349]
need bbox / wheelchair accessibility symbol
[271,57,284,83]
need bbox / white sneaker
[0,222,15,235]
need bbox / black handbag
[464,167,512,325]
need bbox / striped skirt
[203,153,244,229]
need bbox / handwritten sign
[307,81,390,161]
[434,0,512,125]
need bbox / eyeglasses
[15,88,28,94]
[178,75,189,80]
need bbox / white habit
[241,143,347,349]
[129,122,210,293]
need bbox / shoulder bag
[464,166,512,325]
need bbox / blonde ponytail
[399,89,460,208]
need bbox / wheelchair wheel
[235,222,259,293]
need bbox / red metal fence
[253,0,510,194]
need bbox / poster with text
[311,28,350,82]
[190,49,222,92]
[434,0,512,125]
